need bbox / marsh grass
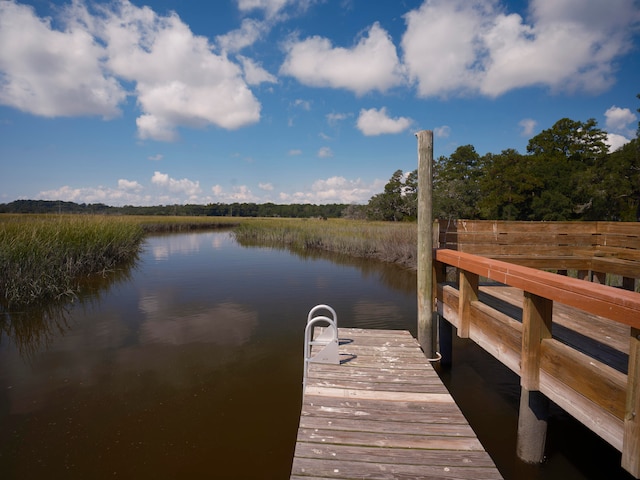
[0,214,147,306]
[234,218,417,269]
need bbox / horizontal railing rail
[434,248,640,478]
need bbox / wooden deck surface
[290,328,503,480]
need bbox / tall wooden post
[417,130,435,357]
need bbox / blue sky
[0,0,639,206]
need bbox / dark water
[0,231,633,479]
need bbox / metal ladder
[303,304,339,390]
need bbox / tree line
[365,116,640,222]
[0,199,349,219]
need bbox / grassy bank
[0,214,239,306]
[234,218,417,269]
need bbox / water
[0,231,633,479]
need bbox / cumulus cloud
[356,107,412,136]
[259,182,274,191]
[288,149,302,155]
[151,171,201,197]
[606,133,631,152]
[280,176,384,204]
[118,179,143,191]
[519,118,537,137]
[605,106,637,134]
[0,1,125,118]
[401,0,639,98]
[0,0,261,140]
[38,182,153,205]
[280,22,405,95]
[209,184,258,202]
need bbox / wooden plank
[540,339,627,420]
[291,328,503,480]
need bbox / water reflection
[138,301,257,346]
[0,259,136,360]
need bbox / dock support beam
[517,388,549,463]
[417,130,435,358]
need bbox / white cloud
[280,22,405,95]
[37,182,153,206]
[118,179,143,191]
[519,118,537,137]
[317,146,333,158]
[606,133,632,152]
[151,171,201,197]
[0,1,125,118]
[605,106,637,134]
[288,149,302,155]
[237,0,291,18]
[96,1,261,140]
[259,182,274,191]
[356,107,412,136]
[148,153,164,161]
[280,176,384,204]
[434,125,451,138]
[216,18,266,53]
[401,0,639,98]
[237,55,277,85]
[0,1,262,140]
[210,184,258,202]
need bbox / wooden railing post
[622,327,640,477]
[517,292,553,464]
[458,270,478,339]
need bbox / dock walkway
[291,327,503,479]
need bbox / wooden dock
[291,327,503,479]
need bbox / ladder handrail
[307,304,337,326]
[303,305,340,390]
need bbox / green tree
[366,169,417,221]
[526,118,608,220]
[433,145,482,220]
[478,149,542,220]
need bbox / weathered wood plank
[291,328,503,479]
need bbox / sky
[0,0,639,207]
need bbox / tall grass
[0,215,145,306]
[234,218,418,268]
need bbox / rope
[425,351,442,362]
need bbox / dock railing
[433,248,640,478]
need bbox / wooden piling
[417,130,435,358]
